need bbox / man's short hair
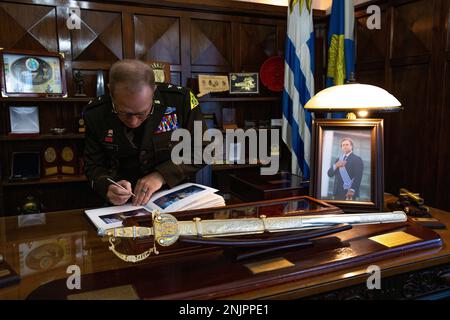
[109,59,155,96]
[340,137,354,148]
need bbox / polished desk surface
[0,201,449,299]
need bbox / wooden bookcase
[0,0,327,216]
[0,97,104,215]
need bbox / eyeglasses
[111,97,153,120]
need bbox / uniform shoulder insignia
[83,95,108,113]
[157,83,183,93]
[189,91,199,110]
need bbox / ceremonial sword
[100,210,407,263]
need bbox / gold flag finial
[290,0,312,14]
[289,0,298,13]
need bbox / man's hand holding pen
[106,172,165,206]
[107,179,134,205]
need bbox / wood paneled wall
[355,0,450,211]
[0,0,308,214]
[0,0,291,93]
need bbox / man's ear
[107,83,113,97]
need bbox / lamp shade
[304,84,402,112]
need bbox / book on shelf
[85,183,225,233]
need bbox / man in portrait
[327,137,364,200]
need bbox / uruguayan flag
[282,0,314,179]
[326,0,355,87]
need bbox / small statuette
[73,70,86,96]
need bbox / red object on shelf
[259,56,284,92]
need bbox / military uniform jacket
[83,83,205,201]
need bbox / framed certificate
[229,72,259,94]
[0,49,67,97]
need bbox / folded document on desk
[85,183,225,232]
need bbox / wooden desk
[0,200,449,300]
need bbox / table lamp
[304,83,402,118]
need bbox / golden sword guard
[103,210,181,263]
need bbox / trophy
[17,196,43,215]
[73,70,86,96]
[78,118,85,133]
[60,144,78,175]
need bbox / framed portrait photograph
[310,119,384,212]
[0,49,67,97]
[229,72,259,94]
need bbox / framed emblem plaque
[147,61,171,84]
[229,73,259,94]
[0,49,67,97]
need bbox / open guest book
[85,183,225,232]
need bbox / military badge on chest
[155,107,179,134]
[102,129,119,152]
[104,129,113,143]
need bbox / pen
[106,178,136,197]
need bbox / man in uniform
[84,59,205,206]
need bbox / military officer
[83,59,205,206]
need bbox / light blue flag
[282,0,314,180]
[326,0,355,118]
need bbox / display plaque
[197,74,229,97]
[229,72,259,94]
[42,145,59,176]
[0,49,67,97]
[147,61,171,84]
[60,144,78,175]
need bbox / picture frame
[310,119,384,213]
[202,113,218,129]
[222,107,237,129]
[9,106,40,134]
[229,72,259,94]
[198,74,229,96]
[0,49,67,97]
